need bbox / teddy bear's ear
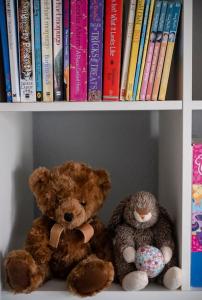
[29,167,51,195]
[108,196,130,232]
[95,169,111,198]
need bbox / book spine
[53,0,63,101]
[120,0,136,101]
[0,0,12,102]
[140,0,162,100]
[70,0,88,101]
[63,0,69,101]
[0,39,6,101]
[18,0,36,102]
[88,0,104,101]
[152,2,174,100]
[132,0,150,101]
[136,0,154,100]
[103,0,123,101]
[41,0,53,102]
[146,0,167,101]
[33,0,43,101]
[125,0,145,101]
[6,0,20,102]
[159,2,181,101]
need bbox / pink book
[70,0,88,101]
[140,1,162,100]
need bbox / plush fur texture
[109,191,182,290]
[5,161,114,296]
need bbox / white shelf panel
[2,281,202,300]
[0,101,182,112]
[192,101,202,110]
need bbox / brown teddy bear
[5,161,114,296]
[109,191,182,291]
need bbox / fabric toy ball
[135,246,165,278]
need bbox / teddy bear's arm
[114,224,135,253]
[25,216,53,265]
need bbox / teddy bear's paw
[123,247,136,263]
[5,250,45,293]
[163,267,182,290]
[122,271,149,291]
[67,255,114,296]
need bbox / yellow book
[136,0,154,100]
[125,0,145,101]
[159,2,181,101]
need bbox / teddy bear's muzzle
[64,212,74,222]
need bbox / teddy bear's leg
[122,271,149,291]
[5,250,50,293]
[67,254,114,296]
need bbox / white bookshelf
[0,1,201,299]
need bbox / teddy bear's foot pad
[5,250,45,293]
[163,266,182,290]
[67,255,114,296]
[122,271,149,291]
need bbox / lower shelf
[2,281,202,300]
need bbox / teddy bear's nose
[64,212,74,222]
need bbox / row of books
[0,0,181,103]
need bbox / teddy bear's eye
[81,200,86,207]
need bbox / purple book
[88,0,104,101]
[64,0,69,101]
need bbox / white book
[120,0,137,101]
[17,0,36,102]
[41,0,53,102]
[53,0,63,101]
[6,0,20,102]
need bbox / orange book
[103,0,123,101]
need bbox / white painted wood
[181,0,193,291]
[0,101,182,112]
[192,101,202,110]
[0,113,34,292]
[2,282,202,300]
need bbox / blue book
[34,0,43,101]
[0,0,12,102]
[132,0,151,100]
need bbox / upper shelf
[0,101,182,112]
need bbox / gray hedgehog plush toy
[109,191,182,291]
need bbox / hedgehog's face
[124,192,159,229]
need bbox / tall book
[0,39,6,101]
[152,2,174,100]
[41,0,53,102]
[33,0,43,101]
[125,0,145,101]
[6,0,20,102]
[132,0,151,100]
[64,0,70,101]
[88,0,104,101]
[191,141,202,287]
[146,1,167,100]
[159,2,181,101]
[140,1,162,100]
[120,0,136,101]
[136,0,154,100]
[53,0,63,101]
[0,0,12,102]
[17,0,36,102]
[70,0,88,101]
[103,0,123,101]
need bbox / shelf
[2,281,202,300]
[192,101,202,110]
[0,101,182,112]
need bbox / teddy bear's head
[29,161,111,230]
[109,191,160,230]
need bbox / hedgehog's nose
[64,212,74,222]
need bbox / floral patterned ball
[135,246,165,278]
